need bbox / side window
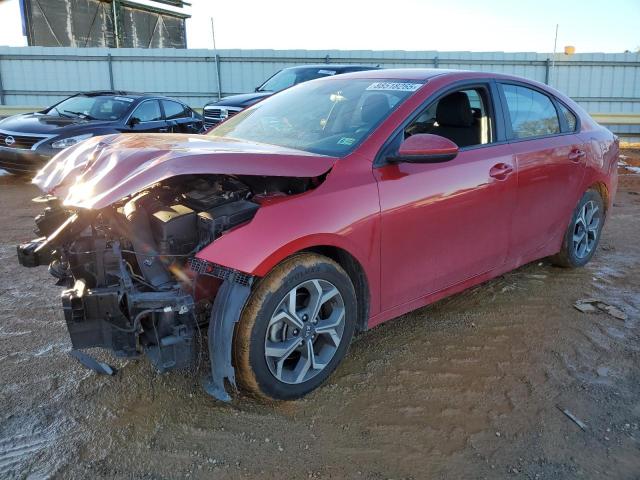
[131,100,162,122]
[502,84,560,138]
[404,87,493,148]
[162,100,190,120]
[558,103,577,132]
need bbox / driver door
[374,83,517,311]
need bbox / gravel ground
[0,155,638,479]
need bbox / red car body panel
[197,71,618,327]
[35,69,619,331]
[508,134,587,261]
[374,143,518,311]
[195,153,384,316]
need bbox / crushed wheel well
[304,246,370,333]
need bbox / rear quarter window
[558,103,578,132]
[162,100,190,120]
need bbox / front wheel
[551,189,605,268]
[233,253,357,400]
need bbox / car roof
[330,68,554,86]
[75,90,144,98]
[328,68,466,81]
[73,92,190,105]
[330,68,568,98]
[283,64,380,71]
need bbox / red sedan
[19,69,618,401]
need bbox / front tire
[233,253,357,400]
[551,189,604,268]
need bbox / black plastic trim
[386,153,457,164]
[204,272,254,402]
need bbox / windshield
[209,78,423,157]
[48,95,135,120]
[258,67,342,92]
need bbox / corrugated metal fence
[1,46,639,138]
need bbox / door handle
[568,149,586,162]
[158,127,169,133]
[489,163,513,180]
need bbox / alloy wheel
[264,279,345,385]
[572,200,601,259]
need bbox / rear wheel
[551,189,604,268]
[233,253,357,400]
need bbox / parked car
[17,69,617,402]
[0,91,203,175]
[202,64,379,129]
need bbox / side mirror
[254,86,261,92]
[389,134,459,164]
[128,116,140,128]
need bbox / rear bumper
[0,145,53,173]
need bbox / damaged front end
[17,174,293,401]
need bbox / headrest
[436,92,473,127]
[361,93,390,125]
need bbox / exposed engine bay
[16,174,317,400]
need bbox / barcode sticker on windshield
[114,96,134,102]
[366,82,423,92]
[318,69,337,75]
[337,137,356,146]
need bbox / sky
[0,0,638,53]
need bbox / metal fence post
[325,54,330,64]
[544,58,551,84]
[433,56,439,68]
[0,55,5,104]
[214,53,222,100]
[107,53,115,90]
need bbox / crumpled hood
[33,133,336,209]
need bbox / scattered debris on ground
[557,406,588,431]
[574,298,628,320]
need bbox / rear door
[126,100,169,133]
[375,81,517,311]
[498,82,586,258]
[161,100,203,133]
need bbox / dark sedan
[0,91,203,175]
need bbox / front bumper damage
[16,133,331,402]
[17,214,255,403]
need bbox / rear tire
[551,189,604,268]
[233,253,357,401]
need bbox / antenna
[210,17,217,51]
[550,24,559,86]
[211,17,222,101]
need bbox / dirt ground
[1,152,639,480]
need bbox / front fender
[195,163,381,315]
[214,230,367,278]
